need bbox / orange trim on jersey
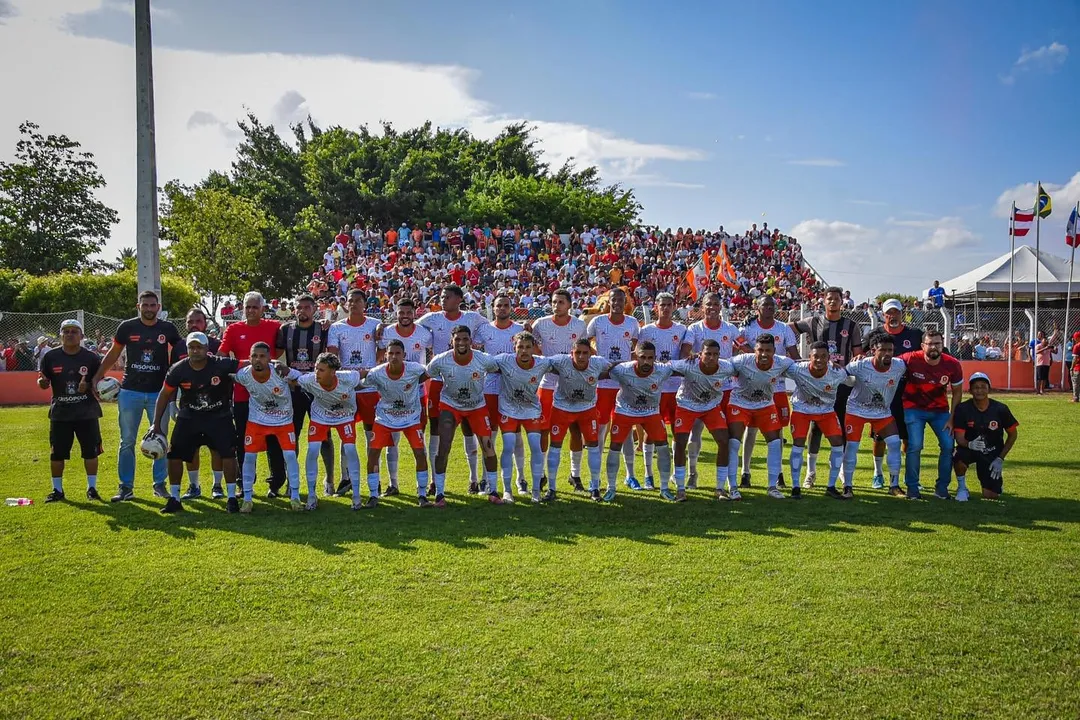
[453,351,473,366]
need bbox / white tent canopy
[939,245,1077,300]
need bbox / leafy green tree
[0,121,119,273]
[874,292,920,307]
[113,246,137,272]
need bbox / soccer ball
[96,377,121,401]
[140,433,169,460]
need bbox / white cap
[882,299,903,312]
[60,319,83,332]
[185,331,209,347]
[968,372,991,388]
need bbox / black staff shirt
[39,347,103,422]
[113,318,182,393]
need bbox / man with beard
[475,294,525,489]
[92,290,182,502]
[670,340,734,502]
[169,307,224,500]
[638,292,688,491]
[843,333,908,498]
[897,330,963,499]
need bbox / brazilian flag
[1037,184,1052,218]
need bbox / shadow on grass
[65,477,1080,555]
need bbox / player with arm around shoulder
[951,373,1018,501]
[546,339,611,502]
[491,332,553,503]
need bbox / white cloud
[685,91,716,101]
[993,172,1080,218]
[101,0,179,22]
[787,158,845,167]
[0,0,704,258]
[848,199,887,206]
[1000,42,1069,85]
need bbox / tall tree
[0,121,119,273]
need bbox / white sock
[427,433,439,473]
[605,447,620,491]
[688,421,703,472]
[728,438,742,489]
[86,474,96,489]
[621,437,636,480]
[51,476,63,492]
[386,435,400,486]
[828,445,843,487]
[284,450,300,500]
[514,432,526,481]
[500,432,518,489]
[716,463,728,490]
[226,482,237,498]
[212,470,223,486]
[528,433,546,491]
[434,472,446,496]
[417,470,429,497]
[306,441,321,498]
[242,453,257,502]
[570,449,583,478]
[643,442,655,479]
[366,472,380,498]
[885,435,902,485]
[674,465,686,492]
[766,439,782,488]
[546,445,562,493]
[843,442,860,488]
[956,475,967,493]
[790,446,804,489]
[587,445,602,491]
[187,470,199,486]
[343,443,362,497]
[170,484,181,500]
[657,444,672,491]
[463,435,479,483]
[742,427,758,475]
[598,425,609,456]
[873,454,884,477]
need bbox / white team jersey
[474,321,524,395]
[379,324,433,364]
[729,354,795,410]
[234,367,294,427]
[784,363,852,416]
[328,317,380,393]
[360,361,427,428]
[532,315,587,390]
[417,310,487,353]
[639,321,688,393]
[608,362,674,417]
[671,358,735,412]
[687,319,742,391]
[493,354,553,419]
[549,355,609,413]
[426,350,498,411]
[297,370,362,426]
[845,357,907,420]
[586,315,640,389]
[741,318,799,393]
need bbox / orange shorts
[370,422,424,450]
[244,422,297,452]
[549,407,600,444]
[485,393,501,429]
[726,403,782,432]
[845,414,895,443]
[438,403,492,437]
[660,392,678,426]
[427,379,443,414]
[609,412,667,445]
[673,404,727,433]
[539,387,555,419]
[596,387,619,423]
[354,391,378,426]
[498,414,547,434]
[721,389,733,414]
[773,391,791,426]
[791,411,842,440]
[307,420,358,444]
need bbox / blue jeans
[117,388,169,489]
[903,408,954,496]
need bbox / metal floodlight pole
[135,0,161,300]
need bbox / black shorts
[1036,365,1050,384]
[953,447,1003,494]
[50,419,103,461]
[168,415,236,463]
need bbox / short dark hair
[386,339,405,352]
[515,331,536,345]
[452,324,472,337]
[296,294,316,306]
[396,297,415,309]
[347,288,366,301]
[138,290,159,303]
[871,332,895,348]
[575,338,592,350]
[824,286,844,297]
[552,289,571,303]
[251,342,271,355]
[444,285,464,300]
[809,340,829,352]
[637,340,656,354]
[186,307,206,321]
[317,352,341,370]
[923,329,944,342]
[755,333,776,346]
[702,339,720,350]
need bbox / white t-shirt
[234,366,294,427]
[379,323,433,365]
[671,358,735,413]
[474,321,524,395]
[783,362,852,416]
[586,314,640,389]
[729,354,795,410]
[532,314,587,390]
[360,361,427,428]
[548,355,609,413]
[417,310,487,354]
[426,350,498,411]
[741,318,799,392]
[328,318,380,394]
[297,370,361,426]
[608,361,674,417]
[493,354,552,420]
[639,321,688,393]
[687,319,742,391]
[845,357,907,420]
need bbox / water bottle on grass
[6,498,33,506]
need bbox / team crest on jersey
[988,421,999,430]
[157,334,166,344]
[587,376,596,384]
[674,417,683,428]
[903,340,912,348]
[211,376,221,386]
[364,334,371,340]
[272,386,283,395]
[571,334,577,339]
[824,384,832,392]
[530,376,537,384]
[141,350,153,364]
[722,335,729,342]
[472,372,480,380]
[841,329,849,337]
[340,393,349,400]
[624,331,630,338]
[650,383,658,391]
[551,425,560,436]
[404,383,412,391]
[312,335,321,345]
[939,375,950,385]
[414,343,421,350]
[887,379,895,385]
[78,366,88,375]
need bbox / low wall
[0,362,1069,405]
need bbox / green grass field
[1,396,1078,719]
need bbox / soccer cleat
[291,497,304,511]
[540,490,556,503]
[602,488,617,503]
[502,491,515,504]
[45,489,65,503]
[590,489,602,502]
[790,487,802,499]
[643,476,656,491]
[487,492,504,505]
[240,500,254,513]
[956,488,970,503]
[625,477,643,491]
[226,497,240,513]
[384,485,400,497]
[531,492,542,504]
[516,478,529,495]
[304,498,318,511]
[266,488,281,499]
[888,486,905,497]
[86,486,101,501]
[728,488,743,501]
[478,479,488,494]
[152,483,170,499]
[211,484,225,500]
[181,484,202,500]
[871,474,885,490]
[842,486,855,500]
[323,479,336,497]
[907,492,924,501]
[767,487,785,500]
[804,471,816,489]
[687,472,698,490]
[777,473,786,488]
[434,494,447,508]
[418,496,433,508]
[468,481,480,495]
[377,481,383,496]
[716,488,731,501]
[360,497,379,510]
[427,482,437,497]
[740,473,751,488]
[675,490,688,503]
[540,476,549,491]
[825,486,844,499]
[111,487,134,503]
[335,479,351,497]
[570,476,585,493]
[934,491,951,500]
[160,497,183,514]
[660,488,676,501]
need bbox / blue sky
[2,0,1078,301]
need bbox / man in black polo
[789,286,863,488]
[38,319,104,502]
[273,294,335,496]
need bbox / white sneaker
[767,487,786,499]
[728,488,743,501]
[502,491,514,504]
[804,471,816,489]
[531,492,541,504]
[956,488,970,502]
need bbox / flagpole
[1063,199,1079,391]
[1034,182,1041,391]
[1008,201,1016,390]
